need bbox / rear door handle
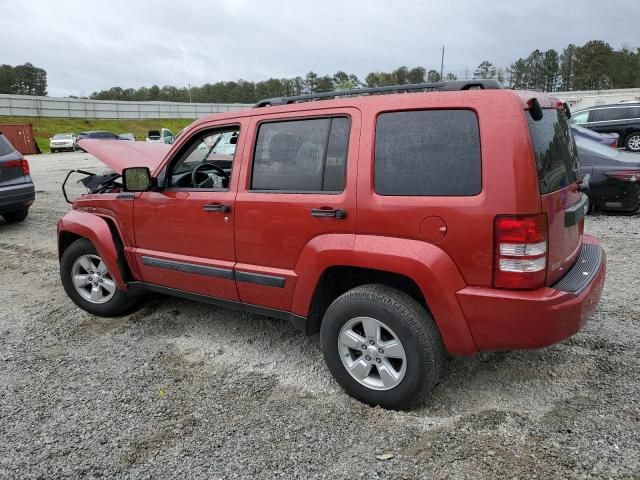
[310,208,346,219]
[203,203,231,213]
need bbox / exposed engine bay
[61,169,122,203]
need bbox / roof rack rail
[254,79,503,107]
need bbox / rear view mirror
[122,167,152,192]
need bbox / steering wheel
[191,161,229,188]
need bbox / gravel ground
[1,152,639,479]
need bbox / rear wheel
[2,208,29,223]
[320,284,445,410]
[60,238,136,316]
[625,132,640,152]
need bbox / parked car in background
[77,131,119,141]
[570,103,640,152]
[49,133,77,153]
[118,133,135,141]
[57,80,606,409]
[577,135,640,213]
[0,133,35,223]
[571,125,618,148]
[146,128,174,144]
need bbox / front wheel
[320,284,445,410]
[60,238,136,316]
[625,132,640,152]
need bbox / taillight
[494,214,548,290]
[604,170,640,182]
[3,159,29,175]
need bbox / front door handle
[310,208,346,219]
[203,203,231,213]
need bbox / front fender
[57,209,127,290]
[291,234,477,355]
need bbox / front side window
[168,128,239,189]
[374,109,482,196]
[251,117,350,192]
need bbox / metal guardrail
[0,94,252,119]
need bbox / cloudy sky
[1,0,637,97]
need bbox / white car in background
[49,133,76,153]
[145,128,174,144]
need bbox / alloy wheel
[338,316,407,390]
[71,254,117,304]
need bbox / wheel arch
[57,209,129,289]
[292,234,478,355]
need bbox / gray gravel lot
[1,152,639,479]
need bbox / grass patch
[0,116,195,152]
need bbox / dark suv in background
[0,133,35,223]
[570,103,640,152]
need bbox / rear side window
[592,107,627,122]
[528,108,579,194]
[629,106,640,119]
[374,110,481,196]
[251,117,350,192]
[0,135,15,156]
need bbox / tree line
[4,40,638,103]
[0,63,48,96]
[88,40,638,103]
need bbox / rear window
[0,134,15,156]
[374,110,481,196]
[528,108,579,194]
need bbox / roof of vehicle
[189,82,562,129]
[79,130,114,134]
[574,102,640,112]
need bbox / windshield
[53,133,73,139]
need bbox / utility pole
[187,83,192,103]
[440,46,445,80]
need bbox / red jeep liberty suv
[57,80,606,409]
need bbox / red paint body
[58,89,606,356]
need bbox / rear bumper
[0,183,35,213]
[457,236,606,351]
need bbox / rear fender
[291,234,477,355]
[57,209,127,289]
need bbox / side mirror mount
[122,167,155,192]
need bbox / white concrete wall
[554,88,640,111]
[0,94,252,119]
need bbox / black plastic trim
[255,80,503,107]
[565,194,589,227]
[552,243,603,295]
[141,256,234,280]
[126,281,307,332]
[236,271,286,288]
[141,255,286,288]
[116,193,135,200]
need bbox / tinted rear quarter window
[374,109,481,196]
[528,108,579,194]
[0,134,15,156]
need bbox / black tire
[625,132,640,152]
[51,148,57,153]
[2,208,29,223]
[320,284,445,410]
[60,238,137,316]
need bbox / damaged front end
[62,169,122,203]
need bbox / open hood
[77,139,170,174]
